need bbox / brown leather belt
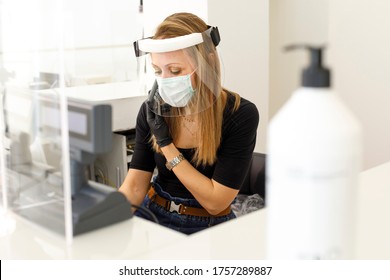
[147,187,231,217]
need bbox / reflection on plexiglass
[2,87,67,234]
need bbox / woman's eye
[170,69,181,75]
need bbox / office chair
[239,152,266,202]
[232,152,266,216]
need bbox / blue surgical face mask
[156,70,196,107]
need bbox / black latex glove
[146,102,172,147]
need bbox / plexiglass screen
[0,0,141,238]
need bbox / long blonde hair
[151,13,240,166]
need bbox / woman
[119,12,259,234]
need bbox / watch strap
[165,153,185,171]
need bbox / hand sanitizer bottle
[266,45,363,259]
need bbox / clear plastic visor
[134,29,222,117]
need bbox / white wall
[269,0,390,169]
[208,0,269,153]
[143,0,207,37]
[328,0,390,169]
[269,0,329,118]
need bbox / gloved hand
[146,102,172,147]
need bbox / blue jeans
[135,178,236,235]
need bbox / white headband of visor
[133,26,220,57]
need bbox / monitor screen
[39,97,111,154]
[68,111,88,136]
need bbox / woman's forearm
[161,144,238,215]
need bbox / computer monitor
[6,93,132,236]
[40,97,112,162]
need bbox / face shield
[133,26,222,117]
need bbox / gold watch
[165,153,185,171]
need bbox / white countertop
[355,161,390,259]
[0,212,186,259]
[64,81,145,102]
[64,81,147,132]
[1,161,390,259]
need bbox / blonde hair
[151,13,240,166]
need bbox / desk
[137,209,267,260]
[0,213,186,259]
[1,162,390,259]
[355,161,390,259]
[140,161,390,260]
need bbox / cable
[132,204,159,224]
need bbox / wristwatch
[165,153,185,171]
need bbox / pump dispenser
[285,45,330,87]
[266,44,362,259]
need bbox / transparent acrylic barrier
[1,86,69,236]
[0,0,139,241]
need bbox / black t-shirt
[129,92,259,198]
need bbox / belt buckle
[168,201,182,214]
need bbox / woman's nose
[160,71,172,79]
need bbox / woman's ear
[208,52,216,63]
